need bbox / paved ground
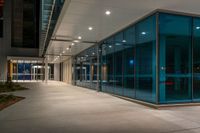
[1,81,200,133]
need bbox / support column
[97,46,100,91]
[72,56,76,85]
[45,58,48,83]
[159,36,166,102]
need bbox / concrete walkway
[1,81,200,133]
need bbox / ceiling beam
[50,38,98,44]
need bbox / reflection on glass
[75,46,98,89]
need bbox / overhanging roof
[46,0,200,63]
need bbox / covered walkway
[1,81,200,133]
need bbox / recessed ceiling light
[88,27,93,31]
[105,10,111,15]
[109,45,112,48]
[78,36,82,40]
[196,27,200,30]
[63,51,65,54]
[66,47,69,50]
[74,40,79,43]
[92,52,95,55]
[71,43,75,46]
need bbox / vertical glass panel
[135,15,156,103]
[18,61,25,80]
[123,27,136,98]
[12,0,38,48]
[24,61,31,80]
[75,46,98,90]
[193,18,200,100]
[159,13,192,103]
[101,38,114,93]
[113,33,124,96]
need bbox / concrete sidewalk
[1,81,200,133]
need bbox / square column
[45,58,48,83]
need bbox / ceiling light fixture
[74,40,79,43]
[88,27,93,31]
[66,47,69,50]
[105,10,111,15]
[71,43,75,46]
[78,36,82,40]
[109,45,112,48]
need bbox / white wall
[63,58,72,84]
[54,63,60,81]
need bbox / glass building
[75,10,200,104]
[12,0,40,48]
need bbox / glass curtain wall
[10,59,53,82]
[75,46,98,90]
[100,15,156,103]
[74,11,200,104]
[12,0,39,48]
[193,18,200,100]
[159,13,200,104]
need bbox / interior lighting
[141,32,146,35]
[196,27,200,30]
[122,40,127,43]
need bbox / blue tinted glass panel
[159,13,192,103]
[113,33,124,95]
[24,63,31,80]
[135,15,157,103]
[193,18,200,100]
[123,27,136,98]
[101,38,114,93]
[18,63,24,80]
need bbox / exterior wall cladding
[74,10,200,104]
